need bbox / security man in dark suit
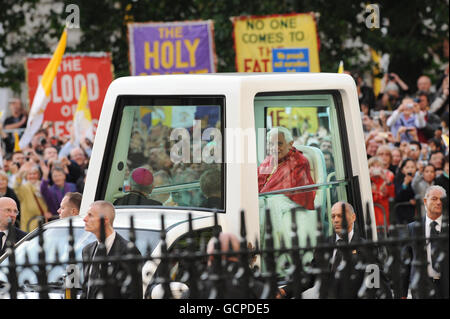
[281,201,392,298]
[401,185,448,299]
[0,197,27,256]
[82,200,142,298]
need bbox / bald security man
[82,201,142,299]
[0,197,27,256]
[282,201,392,299]
[401,185,448,299]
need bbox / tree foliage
[0,0,448,94]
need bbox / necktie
[0,232,5,252]
[87,243,100,298]
[331,238,345,272]
[430,221,440,271]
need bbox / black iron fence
[0,201,448,299]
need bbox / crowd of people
[356,66,449,229]
[0,98,90,232]
[124,118,223,209]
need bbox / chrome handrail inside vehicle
[258,179,348,197]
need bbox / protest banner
[231,13,320,73]
[26,52,113,137]
[128,20,217,75]
[267,107,318,134]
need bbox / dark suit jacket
[82,232,143,299]
[401,218,447,298]
[114,192,162,206]
[201,197,222,209]
[286,230,392,299]
[0,227,27,255]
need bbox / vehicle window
[165,227,217,282]
[169,227,216,252]
[254,93,351,273]
[0,227,159,287]
[101,96,225,212]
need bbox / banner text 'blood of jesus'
[26,53,113,137]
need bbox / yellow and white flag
[337,60,344,74]
[19,29,67,149]
[73,84,94,145]
[370,48,382,97]
[14,131,21,152]
[442,134,449,149]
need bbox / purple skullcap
[131,167,153,186]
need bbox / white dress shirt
[332,229,354,263]
[425,215,442,279]
[101,231,116,255]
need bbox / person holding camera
[377,73,409,111]
[369,156,395,228]
[13,163,49,231]
[7,151,26,188]
[406,141,423,162]
[415,91,442,143]
[29,129,50,156]
[386,97,425,142]
[394,158,418,224]
[412,163,436,216]
[2,99,28,154]
[352,71,376,112]
[415,75,435,103]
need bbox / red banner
[26,53,113,137]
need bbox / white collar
[97,231,116,255]
[336,228,354,243]
[426,214,442,229]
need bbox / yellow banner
[232,13,320,73]
[267,107,318,134]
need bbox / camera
[40,137,47,146]
[413,98,420,103]
[372,167,382,176]
[406,103,414,109]
[388,73,395,81]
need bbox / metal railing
[0,201,448,299]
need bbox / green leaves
[0,0,448,95]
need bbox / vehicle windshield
[0,226,159,287]
[100,96,225,212]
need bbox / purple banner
[128,21,216,75]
